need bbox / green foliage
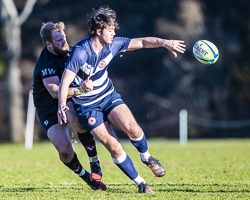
[0,139,249,199]
[0,60,6,76]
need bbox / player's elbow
[51,92,59,99]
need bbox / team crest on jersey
[88,117,97,126]
[98,60,106,69]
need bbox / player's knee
[59,148,73,161]
[110,142,123,158]
[100,136,123,157]
[70,119,86,133]
[74,123,87,133]
[68,114,87,133]
[125,121,141,137]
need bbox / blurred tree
[0,0,249,140]
[0,0,37,143]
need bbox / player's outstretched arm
[127,37,186,57]
[159,39,186,57]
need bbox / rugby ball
[193,40,219,65]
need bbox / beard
[52,43,70,56]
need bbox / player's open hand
[57,104,69,124]
[80,76,93,92]
[162,40,186,57]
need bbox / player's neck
[46,47,58,56]
[91,37,105,56]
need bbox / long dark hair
[87,5,119,37]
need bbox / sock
[78,131,98,162]
[140,150,151,162]
[63,152,89,180]
[129,131,151,161]
[112,151,139,180]
[133,175,146,186]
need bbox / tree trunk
[4,19,25,143]
[8,54,25,143]
[1,0,37,143]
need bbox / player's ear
[96,29,102,36]
[46,41,53,48]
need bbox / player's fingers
[178,43,186,47]
[58,106,69,123]
[172,51,177,57]
[174,41,185,48]
[87,79,93,84]
[176,46,186,53]
[57,111,63,124]
[61,111,67,123]
[174,44,186,53]
[86,76,90,81]
[86,79,93,89]
[176,40,185,44]
[62,107,69,123]
[177,44,186,50]
[63,106,69,112]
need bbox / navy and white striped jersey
[66,37,131,106]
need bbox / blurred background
[1,0,250,143]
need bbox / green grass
[0,139,249,199]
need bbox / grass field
[0,139,249,199]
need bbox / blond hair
[40,22,65,46]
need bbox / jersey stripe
[66,37,131,106]
[93,71,108,87]
[83,87,114,106]
[77,77,110,97]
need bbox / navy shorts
[74,90,125,131]
[36,105,58,133]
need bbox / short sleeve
[66,46,88,74]
[35,48,59,80]
[110,37,131,57]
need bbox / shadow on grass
[155,183,250,193]
[1,187,133,195]
[1,186,84,193]
[101,183,250,194]
[1,187,37,192]
[1,183,250,194]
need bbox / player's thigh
[66,101,87,133]
[47,123,73,154]
[91,121,123,158]
[37,107,58,132]
[108,104,141,134]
